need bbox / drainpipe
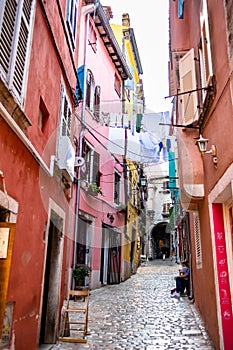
[72,2,99,279]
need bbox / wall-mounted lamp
[107,213,114,224]
[140,177,147,187]
[195,134,217,167]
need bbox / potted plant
[87,182,103,196]
[72,264,92,288]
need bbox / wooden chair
[59,289,90,343]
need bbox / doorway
[39,210,63,344]
[100,225,121,285]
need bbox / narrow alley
[51,260,214,350]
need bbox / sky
[105,0,172,114]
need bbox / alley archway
[150,222,171,259]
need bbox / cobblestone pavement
[51,260,215,350]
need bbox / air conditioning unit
[57,136,75,181]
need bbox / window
[114,73,121,97]
[193,212,202,268]
[114,171,121,205]
[82,139,100,185]
[179,48,199,125]
[0,0,34,103]
[38,97,49,134]
[66,0,79,45]
[94,86,101,120]
[60,86,72,136]
[162,203,170,217]
[86,69,95,113]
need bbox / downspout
[72,3,99,278]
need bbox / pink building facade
[74,2,131,289]
[169,1,233,349]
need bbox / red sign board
[212,204,233,350]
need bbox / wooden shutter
[200,0,213,87]
[0,0,17,77]
[179,48,198,125]
[12,0,33,96]
[0,0,34,101]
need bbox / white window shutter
[0,0,17,78]
[0,0,34,102]
[179,48,198,125]
[200,0,213,87]
[60,85,72,137]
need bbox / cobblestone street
[50,260,214,350]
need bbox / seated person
[171,260,190,298]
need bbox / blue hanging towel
[178,0,184,19]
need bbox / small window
[86,69,95,113]
[66,0,79,45]
[114,73,121,97]
[38,97,49,134]
[114,171,121,205]
[94,86,101,120]
[82,139,100,185]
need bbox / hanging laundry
[139,132,161,162]
[136,113,143,133]
[166,138,171,152]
